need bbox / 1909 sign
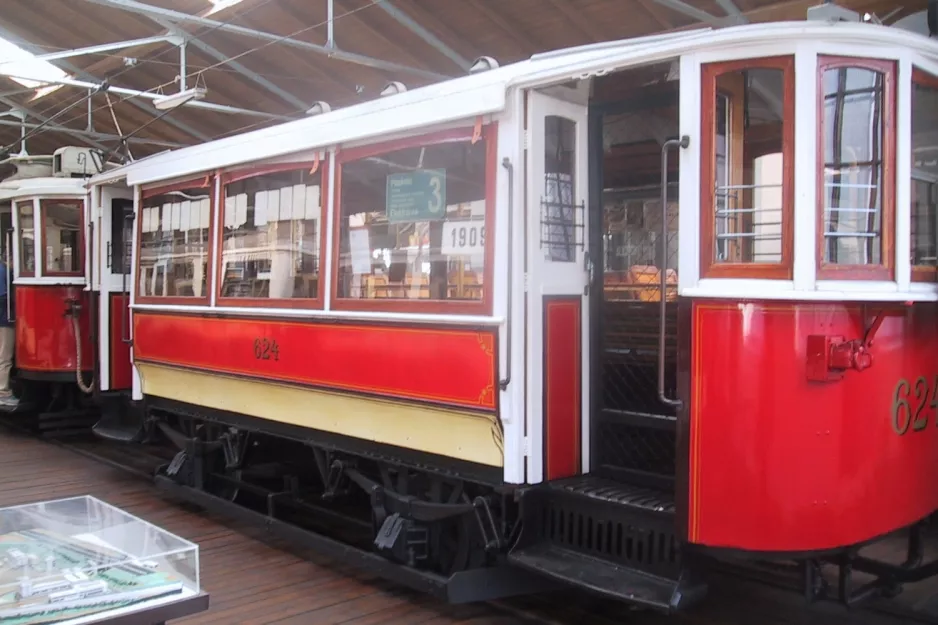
[891,376,938,435]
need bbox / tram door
[0,210,12,327]
[96,189,134,393]
[525,90,590,483]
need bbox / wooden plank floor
[0,427,531,625]
[0,425,934,625]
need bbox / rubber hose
[71,313,94,394]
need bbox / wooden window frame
[911,67,938,283]
[15,200,35,278]
[215,160,329,309]
[700,55,795,279]
[330,123,497,316]
[816,56,897,281]
[135,175,216,306]
[39,198,85,278]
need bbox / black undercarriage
[138,400,557,604]
[76,59,938,615]
[84,393,938,619]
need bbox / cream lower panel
[137,363,504,468]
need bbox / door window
[543,115,579,263]
[110,198,133,275]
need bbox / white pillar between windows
[896,56,913,290]
[793,46,818,291]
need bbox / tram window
[0,207,10,268]
[42,200,83,276]
[335,129,491,309]
[818,57,895,279]
[911,69,938,282]
[701,56,794,279]
[137,180,212,300]
[110,199,133,275]
[15,202,34,277]
[219,166,323,303]
[544,116,577,263]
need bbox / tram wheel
[212,466,242,502]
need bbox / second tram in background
[2,1,938,616]
[0,148,98,430]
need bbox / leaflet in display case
[0,495,199,624]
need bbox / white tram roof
[115,20,938,188]
[0,176,87,201]
[86,149,167,187]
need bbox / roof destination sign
[386,169,446,223]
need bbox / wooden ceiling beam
[461,0,543,58]
[80,0,451,81]
[544,0,605,43]
[0,16,211,142]
[385,0,479,70]
[637,0,678,29]
[330,0,443,76]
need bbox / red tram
[5,6,938,613]
[0,148,97,423]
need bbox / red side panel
[543,297,581,480]
[109,293,132,390]
[15,285,93,373]
[690,300,938,552]
[133,313,497,411]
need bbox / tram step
[509,543,699,611]
[508,475,705,612]
[91,398,144,443]
[547,475,676,514]
[91,422,142,442]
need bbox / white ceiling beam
[0,96,111,151]
[0,117,185,148]
[0,72,292,119]
[35,35,182,62]
[0,22,211,142]
[152,18,310,112]
[373,1,472,72]
[715,0,748,23]
[79,0,453,81]
[652,0,724,25]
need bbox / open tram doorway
[524,63,683,486]
[585,58,788,494]
[587,61,682,493]
[514,61,698,608]
[91,184,137,442]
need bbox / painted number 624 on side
[253,337,280,362]
[891,376,938,436]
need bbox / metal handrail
[658,135,689,409]
[121,212,134,345]
[5,231,12,323]
[498,157,513,391]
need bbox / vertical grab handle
[498,157,513,391]
[5,231,12,323]
[658,136,689,409]
[120,212,133,345]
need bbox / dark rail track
[2,412,937,625]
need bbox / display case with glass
[0,495,199,624]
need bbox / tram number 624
[891,376,938,435]
[253,338,280,362]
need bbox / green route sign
[386,169,446,223]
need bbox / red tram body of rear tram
[0,156,95,414]
[2,10,938,614]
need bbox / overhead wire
[36,0,278,122]
[24,0,392,151]
[1,44,343,87]
[0,0,278,151]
